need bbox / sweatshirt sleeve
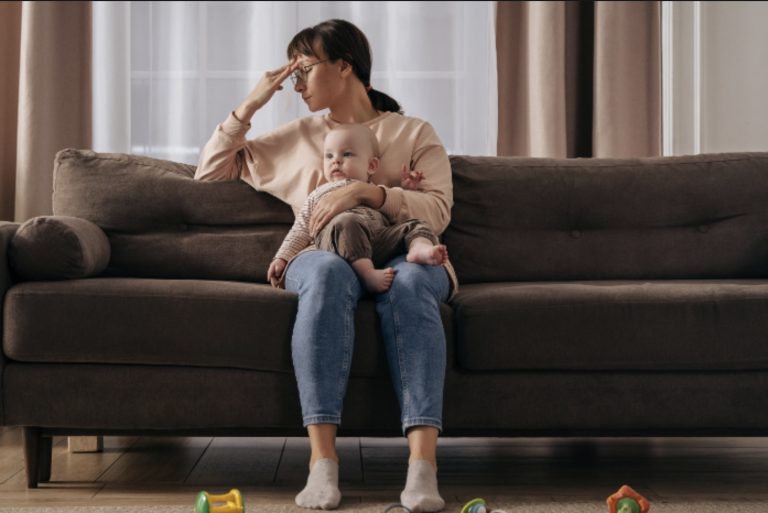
[378,121,453,235]
[194,112,252,181]
[275,194,314,262]
[194,112,324,215]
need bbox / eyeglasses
[290,59,330,85]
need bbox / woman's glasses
[290,59,330,85]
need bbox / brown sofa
[4,149,768,488]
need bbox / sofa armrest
[0,222,19,425]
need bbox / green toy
[460,498,507,513]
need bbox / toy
[606,485,650,513]
[461,498,488,513]
[460,498,508,513]
[382,504,413,513]
[195,488,245,513]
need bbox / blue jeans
[284,250,450,434]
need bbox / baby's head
[323,124,380,183]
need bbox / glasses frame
[290,58,331,85]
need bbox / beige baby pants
[315,206,439,267]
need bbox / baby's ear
[368,156,380,175]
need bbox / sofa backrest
[54,149,768,285]
[444,152,768,283]
[53,149,294,283]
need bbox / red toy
[606,484,650,513]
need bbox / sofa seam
[457,298,768,313]
[454,155,768,169]
[7,291,293,303]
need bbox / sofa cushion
[445,153,768,284]
[3,278,451,378]
[453,280,768,371]
[105,227,289,281]
[8,216,110,281]
[52,149,295,230]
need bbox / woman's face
[292,45,346,112]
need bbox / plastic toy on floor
[460,498,508,513]
[195,488,245,513]
[606,485,650,513]
[382,504,414,513]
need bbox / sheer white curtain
[92,1,497,164]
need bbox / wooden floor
[1,426,768,507]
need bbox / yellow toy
[195,489,244,513]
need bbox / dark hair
[287,19,403,115]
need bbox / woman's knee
[386,260,449,302]
[286,251,358,296]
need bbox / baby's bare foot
[406,243,448,266]
[360,267,396,293]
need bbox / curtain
[92,1,497,163]
[0,1,22,222]
[496,0,661,158]
[0,1,92,222]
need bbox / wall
[664,1,768,155]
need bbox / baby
[267,123,448,293]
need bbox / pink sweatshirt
[195,110,457,296]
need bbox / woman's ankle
[408,456,437,469]
[310,454,339,468]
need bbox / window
[93,1,497,164]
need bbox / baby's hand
[400,163,425,191]
[267,258,287,288]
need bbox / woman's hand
[308,182,366,237]
[235,58,300,122]
[309,182,387,236]
[267,258,287,288]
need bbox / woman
[195,19,456,513]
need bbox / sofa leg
[39,436,52,483]
[22,428,52,487]
[22,427,40,488]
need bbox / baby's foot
[295,458,341,510]
[360,267,396,293]
[406,243,448,266]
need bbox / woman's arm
[377,122,453,235]
[194,113,251,181]
[195,59,299,182]
[234,57,298,121]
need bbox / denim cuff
[303,415,342,427]
[402,417,443,436]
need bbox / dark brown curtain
[496,0,661,158]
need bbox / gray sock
[295,458,342,510]
[400,459,445,513]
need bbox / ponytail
[367,88,403,114]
